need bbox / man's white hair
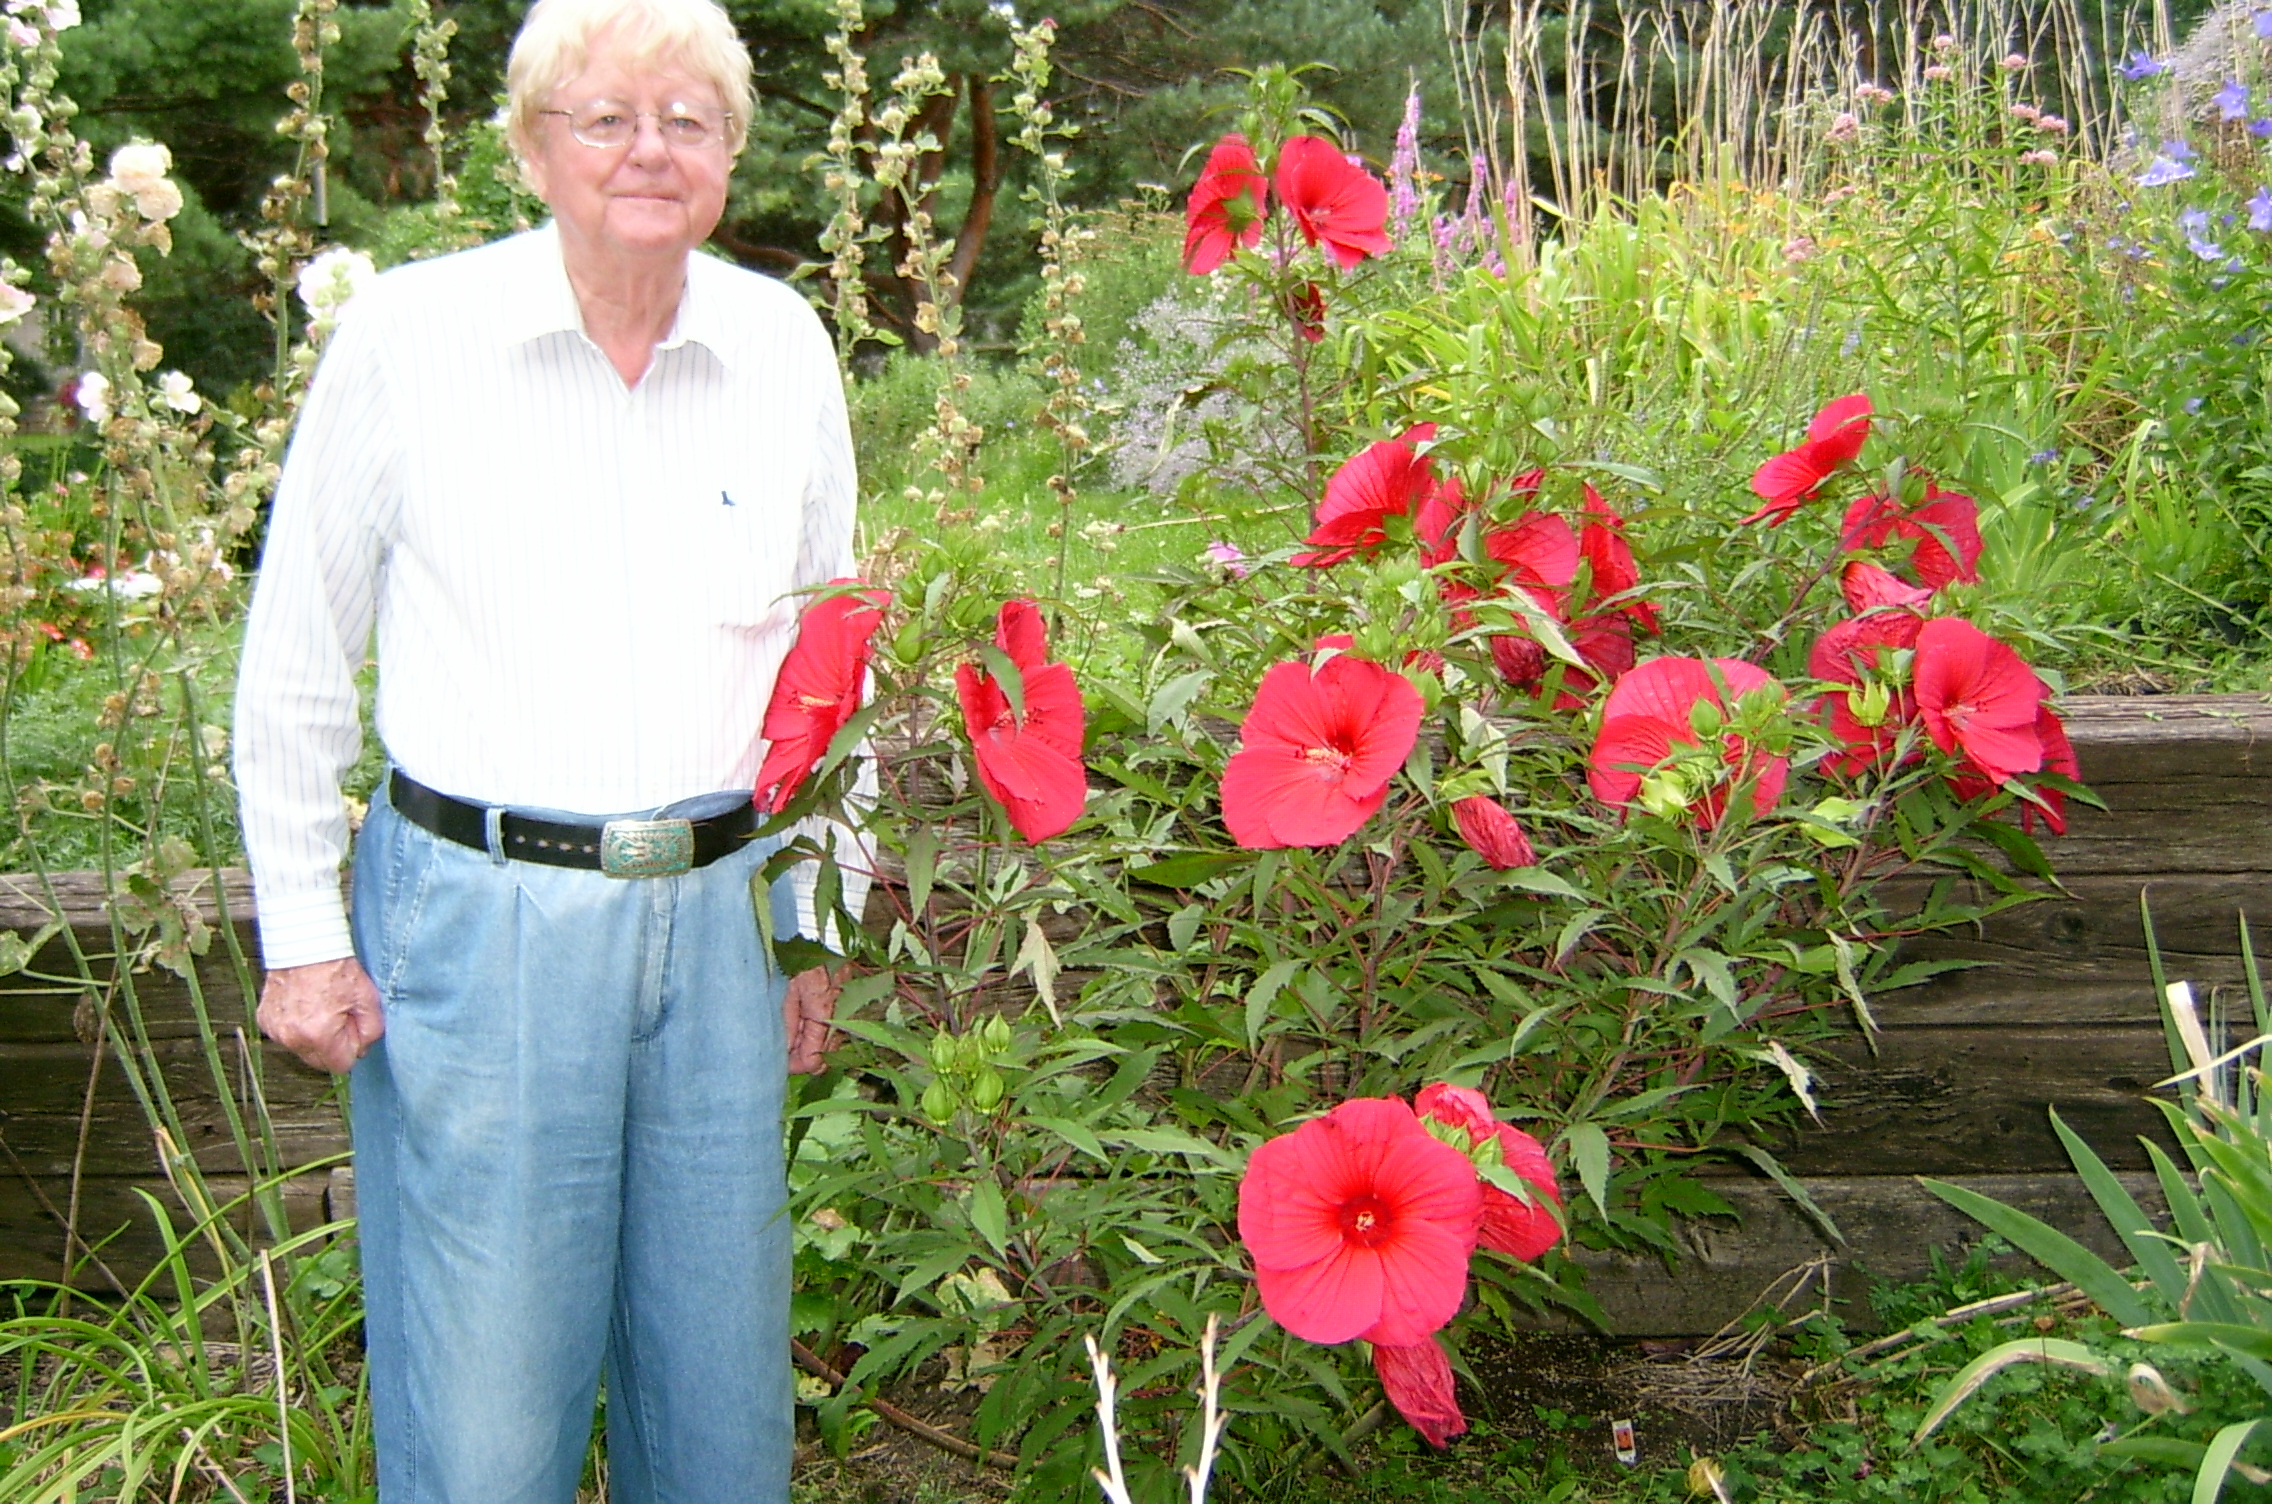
[506,0,755,163]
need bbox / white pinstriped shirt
[235,223,861,970]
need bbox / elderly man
[233,0,855,1497]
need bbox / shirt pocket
[691,456,807,632]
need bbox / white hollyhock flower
[108,141,170,191]
[157,369,200,415]
[43,0,77,30]
[0,283,35,324]
[131,179,182,221]
[74,370,110,424]
[296,246,377,319]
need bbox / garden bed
[3,694,2266,1328]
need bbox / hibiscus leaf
[1972,816,2057,882]
[1740,1145,1847,1248]
[1555,908,1608,964]
[1570,460,1667,493]
[976,644,1027,722]
[904,825,938,916]
[967,1177,1009,1256]
[1498,868,1590,902]
[1147,668,1212,735]
[1014,919,1062,1026]
[816,700,883,783]
[1028,1113,1107,1163]
[1244,958,1305,1048]
[1129,851,1246,888]
[1564,1121,1613,1216]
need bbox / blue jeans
[348,783,793,1503]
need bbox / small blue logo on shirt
[720,490,737,507]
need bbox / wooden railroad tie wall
[0,695,2266,1332]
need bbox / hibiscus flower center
[1943,699,1975,731]
[1340,1193,1395,1247]
[797,692,837,712]
[1302,742,1354,776]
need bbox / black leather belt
[388,770,756,878]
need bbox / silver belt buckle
[599,817,696,879]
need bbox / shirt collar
[497,220,742,372]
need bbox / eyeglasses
[539,100,734,151]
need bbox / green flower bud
[969,1065,1005,1111]
[921,1079,956,1124]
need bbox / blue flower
[2259,10,2272,39]
[2218,80,2252,120]
[2252,187,2272,231]
[2164,138,2197,162]
[2185,396,2205,414]
[2028,448,2060,466]
[2120,51,2165,80]
[2136,155,2196,187]
[2253,118,2272,138]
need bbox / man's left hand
[784,963,845,1074]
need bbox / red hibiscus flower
[955,600,1088,841]
[754,580,889,813]
[1184,134,1268,274]
[1222,652,1424,848]
[1273,134,1394,268]
[1841,483,1983,588]
[1808,609,1924,776]
[1294,425,1440,567]
[1579,485,1659,633]
[1450,795,1537,869]
[1491,612,1631,707]
[1840,559,1934,613]
[1911,617,2043,785]
[1415,475,1469,570]
[1373,1340,1467,1448]
[1742,393,1872,525]
[1484,511,1581,616]
[2023,704,2080,833]
[1587,656,1789,825]
[1238,1096,1482,1345]
[1414,1083,1563,1261]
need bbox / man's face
[524,34,732,267]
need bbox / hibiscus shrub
[763,88,2088,1491]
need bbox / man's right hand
[257,956,385,1073]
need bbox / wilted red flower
[1238,1096,1482,1345]
[1911,617,2043,785]
[1222,653,1424,847]
[1373,1341,1467,1448]
[1274,134,1395,268]
[1808,609,1923,776]
[1414,1083,1563,1261]
[1841,483,1983,588]
[1587,656,1789,825]
[1449,795,1537,869]
[955,600,1088,840]
[1285,281,1327,342]
[1184,134,1268,274]
[754,580,889,813]
[1742,393,1873,525]
[1840,559,1934,613]
[1295,425,1440,567]
[1579,485,1659,633]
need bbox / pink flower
[1294,425,1440,567]
[1587,656,1788,825]
[1184,135,1268,274]
[1373,1340,1467,1448]
[956,600,1088,841]
[1449,795,1537,869]
[753,581,889,813]
[1742,394,1873,525]
[1238,1097,1482,1345]
[1274,135,1394,268]
[1911,617,2044,785]
[1841,484,1983,588]
[1221,652,1424,848]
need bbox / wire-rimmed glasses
[539,100,734,151]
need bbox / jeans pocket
[351,791,442,1000]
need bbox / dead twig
[790,1337,1019,1470]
